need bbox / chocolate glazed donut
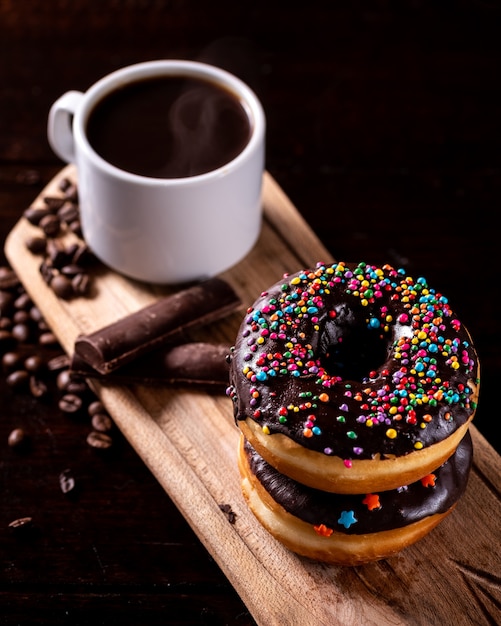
[238,431,473,565]
[227,262,480,494]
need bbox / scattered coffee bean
[0,317,12,329]
[46,239,69,268]
[43,196,66,212]
[72,273,90,295]
[58,393,84,415]
[6,369,29,389]
[39,214,60,237]
[56,368,71,390]
[57,201,79,224]
[8,516,33,530]
[23,205,51,226]
[38,331,58,346]
[29,375,48,398]
[13,310,30,325]
[2,351,23,372]
[24,354,44,373]
[62,183,78,202]
[47,353,71,371]
[14,292,32,310]
[88,400,105,416]
[25,235,47,255]
[50,274,73,299]
[11,323,31,343]
[86,430,113,449]
[8,427,27,448]
[59,469,76,494]
[91,413,113,433]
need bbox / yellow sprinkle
[452,362,460,370]
[366,419,374,427]
[414,441,424,449]
[389,406,398,415]
[361,299,368,306]
[386,428,397,439]
[291,277,300,285]
[262,425,270,435]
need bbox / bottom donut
[237,431,473,566]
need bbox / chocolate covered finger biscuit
[74,278,239,374]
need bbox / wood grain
[5,165,501,626]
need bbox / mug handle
[47,91,84,163]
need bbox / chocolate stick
[70,343,231,390]
[74,277,239,374]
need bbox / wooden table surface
[1,2,499,625]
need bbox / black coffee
[86,75,252,178]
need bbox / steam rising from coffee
[86,76,252,179]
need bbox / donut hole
[319,305,389,382]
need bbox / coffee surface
[86,76,252,178]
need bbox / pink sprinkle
[343,459,352,468]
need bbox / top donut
[227,261,480,493]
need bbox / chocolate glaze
[228,262,480,461]
[243,431,473,534]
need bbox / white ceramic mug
[47,60,265,284]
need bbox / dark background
[0,2,499,624]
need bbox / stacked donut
[227,261,480,565]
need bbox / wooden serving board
[5,165,501,626]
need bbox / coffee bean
[72,273,90,295]
[39,214,60,237]
[14,292,32,310]
[63,183,78,203]
[13,310,30,325]
[68,220,83,237]
[8,516,33,530]
[58,177,72,193]
[57,201,79,224]
[6,369,29,389]
[38,331,58,346]
[58,393,83,414]
[43,196,66,212]
[29,306,43,323]
[72,244,95,267]
[60,264,84,278]
[59,469,76,494]
[91,413,113,433]
[8,427,27,448]
[29,375,48,398]
[24,354,44,373]
[38,261,53,286]
[47,354,71,371]
[88,400,105,416]
[50,274,73,299]
[0,316,12,329]
[46,239,69,268]
[23,205,51,226]
[56,368,71,390]
[11,323,31,343]
[86,431,113,449]
[2,351,23,372]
